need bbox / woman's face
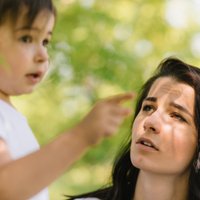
[131,77,197,175]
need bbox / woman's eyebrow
[144,97,193,118]
[144,97,157,102]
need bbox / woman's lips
[136,137,159,151]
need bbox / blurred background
[13,0,200,199]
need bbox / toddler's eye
[43,39,50,47]
[20,35,32,43]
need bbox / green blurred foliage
[12,0,200,199]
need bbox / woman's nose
[34,45,49,63]
[143,111,161,134]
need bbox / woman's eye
[171,112,186,122]
[20,35,32,43]
[142,105,154,112]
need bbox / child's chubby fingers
[108,106,132,118]
[109,115,124,127]
[104,117,125,136]
[106,92,135,104]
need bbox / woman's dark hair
[66,57,200,200]
[0,0,56,26]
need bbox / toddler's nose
[34,45,49,63]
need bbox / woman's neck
[133,170,189,200]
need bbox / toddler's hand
[74,92,134,145]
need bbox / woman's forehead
[147,77,195,109]
[148,77,192,96]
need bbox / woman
[66,57,200,200]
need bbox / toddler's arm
[72,92,134,145]
[0,92,134,200]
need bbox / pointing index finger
[107,92,135,104]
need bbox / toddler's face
[0,9,55,102]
